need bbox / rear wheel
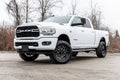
[19,52,39,61]
[50,41,72,64]
[96,42,107,58]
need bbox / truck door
[82,19,95,47]
[71,17,95,48]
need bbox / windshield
[44,16,71,24]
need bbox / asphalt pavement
[0,51,120,80]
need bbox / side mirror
[81,18,86,25]
[71,23,82,26]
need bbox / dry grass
[0,26,15,51]
[108,36,120,53]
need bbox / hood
[18,22,66,28]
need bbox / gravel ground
[0,51,120,80]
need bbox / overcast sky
[0,0,120,32]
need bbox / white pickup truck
[14,15,109,64]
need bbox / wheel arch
[100,37,106,44]
[58,34,71,45]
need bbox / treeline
[6,0,62,26]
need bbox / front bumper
[14,37,58,50]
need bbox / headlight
[40,27,56,35]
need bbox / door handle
[70,31,72,33]
[81,30,85,32]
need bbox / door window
[83,19,91,28]
[72,17,82,27]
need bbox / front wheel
[96,42,107,58]
[19,52,39,61]
[50,41,72,64]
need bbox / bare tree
[25,0,29,23]
[38,0,62,21]
[88,0,102,29]
[6,0,21,26]
[20,0,35,23]
[69,0,77,15]
[23,0,32,23]
[6,0,33,25]
[115,30,119,37]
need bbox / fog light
[42,41,51,46]
[33,43,38,46]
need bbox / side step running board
[72,48,96,52]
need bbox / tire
[50,40,72,64]
[96,41,107,58]
[72,52,78,57]
[19,52,39,61]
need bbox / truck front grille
[16,26,39,38]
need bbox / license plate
[22,45,29,51]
